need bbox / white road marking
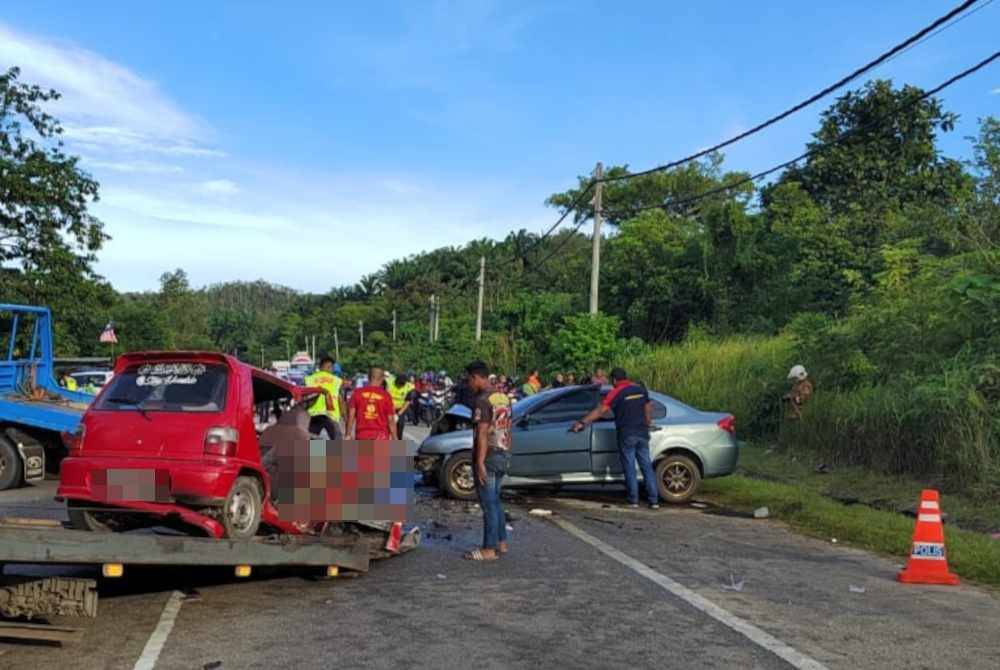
[133,590,185,670]
[552,517,830,670]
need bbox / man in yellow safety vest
[304,357,345,439]
[388,373,415,439]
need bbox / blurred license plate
[96,469,170,502]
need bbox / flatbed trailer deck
[0,517,416,643]
[0,520,371,572]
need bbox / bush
[622,334,795,435]
[624,333,1000,491]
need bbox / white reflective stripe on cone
[918,513,942,523]
[920,501,940,510]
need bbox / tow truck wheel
[440,451,476,501]
[0,437,22,491]
[222,476,262,539]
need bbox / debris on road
[529,509,553,517]
[690,502,709,509]
[720,573,745,592]
[753,506,770,519]
[831,538,838,543]
[584,516,622,527]
[436,574,447,580]
[849,585,866,594]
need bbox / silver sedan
[416,385,738,502]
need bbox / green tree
[552,312,623,373]
[0,67,107,276]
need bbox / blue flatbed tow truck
[0,304,94,491]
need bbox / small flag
[99,322,118,344]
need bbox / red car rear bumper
[57,456,247,538]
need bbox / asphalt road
[2,431,1000,669]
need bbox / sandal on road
[464,548,500,561]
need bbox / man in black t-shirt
[463,360,513,561]
[572,367,659,508]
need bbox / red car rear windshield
[94,362,228,413]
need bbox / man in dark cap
[572,367,659,509]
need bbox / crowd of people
[270,359,617,442]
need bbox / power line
[604,50,1000,220]
[873,0,995,74]
[526,218,590,274]
[453,180,596,291]
[602,0,982,183]
[533,49,999,278]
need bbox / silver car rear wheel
[655,454,701,503]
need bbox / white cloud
[0,22,219,157]
[200,179,240,196]
[82,159,184,175]
[992,87,1000,95]
[63,126,225,157]
[99,188,291,233]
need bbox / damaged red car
[57,352,324,539]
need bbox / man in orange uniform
[346,366,397,440]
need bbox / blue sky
[1,1,997,292]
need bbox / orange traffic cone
[897,489,959,585]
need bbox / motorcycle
[417,391,439,426]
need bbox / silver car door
[510,388,597,476]
[591,388,621,476]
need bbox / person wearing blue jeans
[476,451,509,551]
[463,360,514,561]
[573,367,660,509]
[619,434,658,506]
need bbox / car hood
[418,429,472,455]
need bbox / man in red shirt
[346,367,397,440]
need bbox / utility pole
[429,295,436,343]
[311,335,316,362]
[285,340,290,361]
[392,309,397,342]
[359,320,365,347]
[333,328,340,360]
[590,161,603,315]
[260,346,264,368]
[475,255,485,342]
[434,298,441,342]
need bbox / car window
[529,388,598,424]
[94,362,228,412]
[252,374,294,404]
[598,390,668,420]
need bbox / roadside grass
[624,334,793,435]
[738,444,1000,533]
[699,446,1000,587]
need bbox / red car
[57,352,324,539]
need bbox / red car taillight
[717,415,735,435]
[62,425,86,456]
[204,426,239,457]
